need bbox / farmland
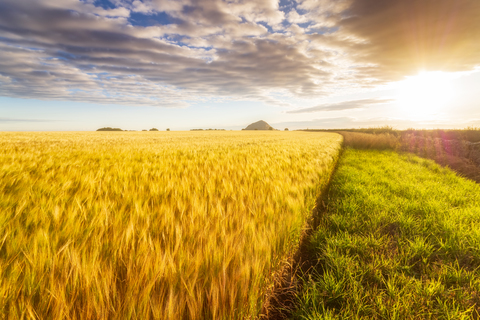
[293,149,480,319]
[0,131,342,319]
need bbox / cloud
[0,0,333,106]
[288,98,395,113]
[339,0,480,81]
[0,0,479,108]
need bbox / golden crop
[0,131,342,319]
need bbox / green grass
[292,149,480,319]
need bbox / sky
[0,0,479,131]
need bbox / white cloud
[287,98,395,113]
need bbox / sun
[395,71,455,120]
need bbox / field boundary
[260,140,345,319]
[333,130,480,183]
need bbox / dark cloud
[288,98,395,113]
[340,0,480,80]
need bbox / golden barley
[0,131,342,319]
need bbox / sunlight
[395,71,455,120]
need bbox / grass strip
[293,149,480,319]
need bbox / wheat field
[0,131,342,319]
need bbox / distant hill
[97,127,123,131]
[243,120,274,130]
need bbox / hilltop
[243,120,274,130]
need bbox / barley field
[0,131,342,319]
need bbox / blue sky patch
[129,11,181,27]
[92,0,116,10]
[298,22,312,29]
[257,22,274,34]
[279,0,297,13]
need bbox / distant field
[293,149,480,319]
[0,131,342,319]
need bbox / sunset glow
[396,72,455,120]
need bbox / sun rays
[395,71,456,120]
